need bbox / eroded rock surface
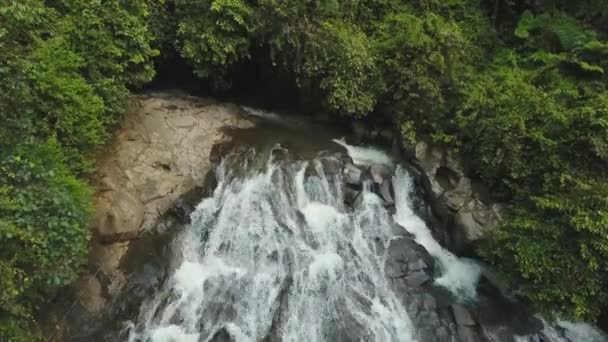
[77,93,252,319]
[407,140,509,254]
[93,94,252,242]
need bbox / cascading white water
[392,167,481,301]
[332,138,393,166]
[514,319,608,342]
[126,150,417,342]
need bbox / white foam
[309,252,344,280]
[556,321,607,341]
[393,167,481,300]
[149,325,199,342]
[129,156,414,341]
[333,138,393,166]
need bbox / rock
[78,276,106,315]
[333,152,353,165]
[370,163,392,184]
[385,236,435,279]
[210,327,234,342]
[408,259,428,272]
[452,304,476,326]
[380,181,394,204]
[95,190,144,242]
[343,163,363,186]
[406,271,430,287]
[62,94,254,339]
[434,326,451,342]
[456,325,482,342]
[406,139,507,251]
[343,186,361,208]
[421,293,437,311]
[271,146,289,162]
[454,211,484,244]
[319,156,343,177]
[352,121,368,141]
[435,166,460,190]
[442,178,472,212]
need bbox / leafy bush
[0,1,156,339]
[0,139,91,341]
[301,20,380,115]
[175,0,253,86]
[483,178,608,320]
[374,9,470,142]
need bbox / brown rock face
[76,93,253,317]
[95,190,144,242]
[91,94,253,243]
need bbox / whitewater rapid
[122,141,607,342]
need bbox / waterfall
[121,141,607,342]
[126,150,416,341]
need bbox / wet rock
[421,294,437,312]
[58,94,254,339]
[434,326,451,342]
[385,236,435,281]
[380,181,394,204]
[405,140,507,253]
[406,271,430,287]
[95,190,144,242]
[456,325,482,342]
[77,276,106,315]
[343,186,361,208]
[271,146,289,162]
[435,167,459,192]
[452,304,476,326]
[408,258,428,272]
[210,327,234,342]
[319,156,343,176]
[333,152,353,165]
[343,163,363,186]
[369,163,392,184]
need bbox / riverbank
[45,93,253,340]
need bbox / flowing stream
[118,123,607,342]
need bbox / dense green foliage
[0,1,156,340]
[2,0,608,337]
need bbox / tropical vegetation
[1,0,607,339]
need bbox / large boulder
[318,156,343,177]
[406,140,507,254]
[94,190,145,242]
[343,163,363,187]
[369,163,392,184]
[380,181,395,205]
